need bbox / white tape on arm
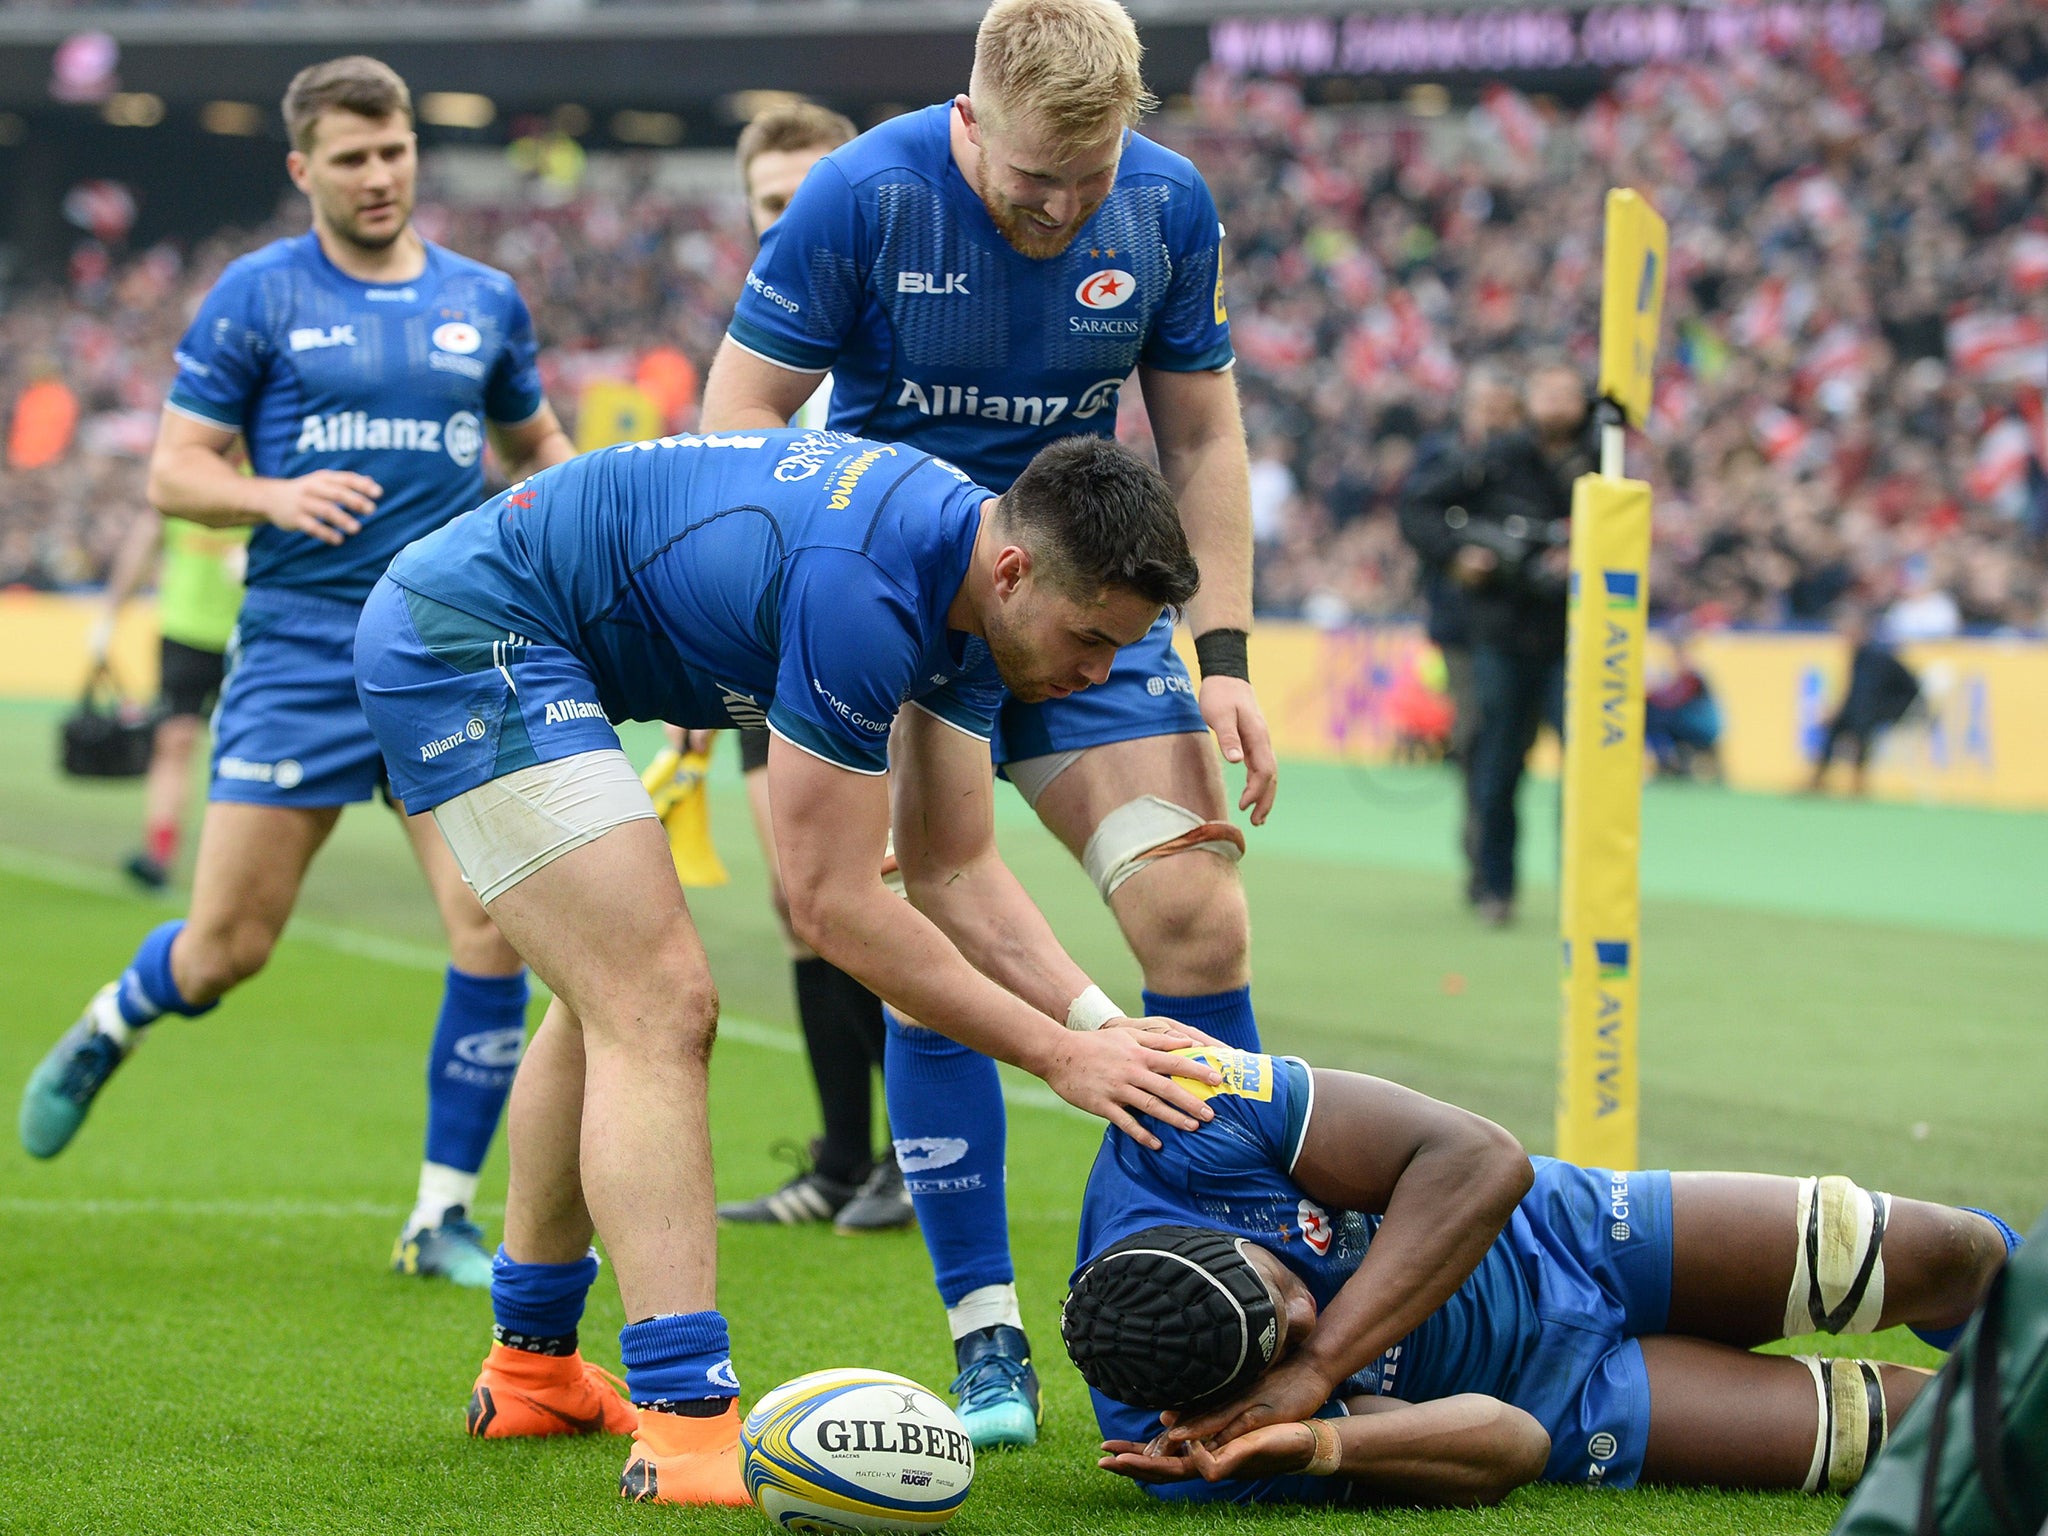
[1066,985,1125,1033]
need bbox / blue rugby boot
[393,1204,494,1288]
[20,985,135,1159]
[951,1325,1041,1450]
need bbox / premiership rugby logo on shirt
[295,411,483,467]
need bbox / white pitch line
[0,841,1088,1121]
[0,1196,504,1220]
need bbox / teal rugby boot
[20,985,134,1159]
[951,1324,1042,1450]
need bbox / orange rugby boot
[618,1400,750,1505]
[466,1342,638,1438]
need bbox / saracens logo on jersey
[1075,269,1137,310]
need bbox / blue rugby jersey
[726,104,1233,492]
[1075,1050,1539,1483]
[384,429,1004,774]
[165,232,545,602]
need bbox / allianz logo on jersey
[895,376,1123,426]
[897,271,970,296]
[289,324,356,352]
[296,410,483,467]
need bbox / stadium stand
[2,0,2044,638]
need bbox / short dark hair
[735,101,857,180]
[283,56,412,154]
[1062,1225,1279,1412]
[999,437,1199,610]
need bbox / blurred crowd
[4,0,2047,637]
[1173,0,2048,634]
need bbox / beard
[980,601,1062,703]
[972,157,1095,260]
[323,194,411,254]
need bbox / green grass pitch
[0,698,2042,1535]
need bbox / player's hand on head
[1199,676,1278,825]
[1165,1355,1339,1449]
[262,470,382,544]
[1043,1027,1224,1150]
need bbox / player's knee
[1115,852,1250,991]
[1791,1356,1890,1492]
[183,915,281,995]
[1784,1175,1890,1336]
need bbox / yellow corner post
[1556,189,1666,1168]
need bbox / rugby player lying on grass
[1061,1047,2022,1505]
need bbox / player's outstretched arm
[767,732,1224,1149]
[1138,365,1276,823]
[1102,1393,1548,1507]
[701,337,828,432]
[148,409,379,545]
[487,404,575,482]
[1170,1070,1531,1447]
[891,704,1156,1028]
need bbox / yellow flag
[576,380,663,453]
[641,746,728,888]
[1596,190,1669,429]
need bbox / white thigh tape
[1786,1176,1891,1337]
[1080,795,1246,901]
[431,748,656,905]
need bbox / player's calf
[1783,1177,2017,1348]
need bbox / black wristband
[1193,628,1250,683]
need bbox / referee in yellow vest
[92,508,249,889]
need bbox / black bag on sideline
[1834,1208,2047,1536]
[59,664,158,779]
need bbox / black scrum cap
[1061,1225,1279,1413]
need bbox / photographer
[1401,360,1593,925]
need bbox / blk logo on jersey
[1075,269,1136,309]
[898,271,970,295]
[289,324,357,352]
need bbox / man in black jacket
[1400,361,1593,924]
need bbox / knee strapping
[1081,796,1245,901]
[1787,1175,1891,1337]
[1794,1355,1888,1492]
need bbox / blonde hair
[735,101,857,181]
[971,0,1156,154]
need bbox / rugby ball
[741,1368,975,1532]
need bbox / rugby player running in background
[700,0,1275,1447]
[1062,1046,2022,1505]
[697,101,917,1235]
[19,57,575,1289]
[352,430,1231,1504]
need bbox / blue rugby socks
[1141,985,1262,1053]
[884,1009,1016,1327]
[491,1246,599,1355]
[94,920,216,1045]
[411,967,528,1232]
[621,1310,740,1411]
